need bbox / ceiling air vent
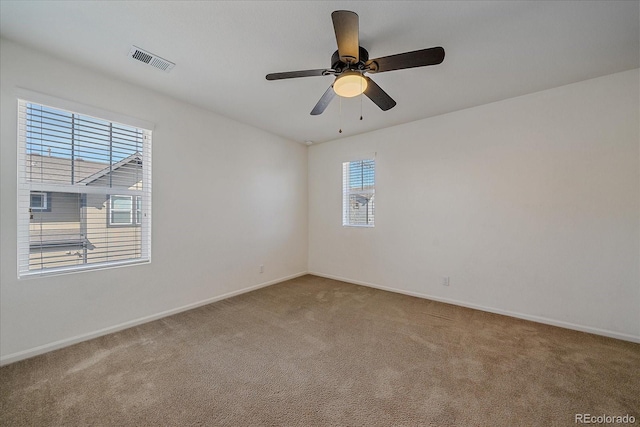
[128,46,175,72]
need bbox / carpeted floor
[1,275,639,426]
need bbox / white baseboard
[308,271,640,344]
[3,270,637,366]
[0,272,307,366]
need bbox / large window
[342,159,375,227]
[17,98,152,277]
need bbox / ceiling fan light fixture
[333,72,367,98]
[265,10,443,115]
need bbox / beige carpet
[1,275,639,426]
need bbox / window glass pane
[348,194,374,225]
[111,196,132,210]
[349,160,375,189]
[111,211,131,224]
[30,193,44,209]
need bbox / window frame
[108,195,142,227]
[342,158,376,228]
[17,89,153,278]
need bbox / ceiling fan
[266,10,445,115]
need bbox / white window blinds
[342,159,375,227]
[17,100,152,277]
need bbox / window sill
[19,258,150,279]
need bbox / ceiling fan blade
[310,84,336,115]
[332,10,359,64]
[367,47,445,73]
[363,77,396,111]
[266,69,328,80]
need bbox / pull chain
[339,96,343,133]
[360,77,363,121]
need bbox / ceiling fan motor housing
[331,46,369,73]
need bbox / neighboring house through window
[342,158,375,227]
[17,95,152,277]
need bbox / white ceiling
[1,1,638,144]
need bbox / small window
[110,195,133,225]
[109,195,142,226]
[343,159,375,227]
[30,192,50,212]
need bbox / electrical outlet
[442,276,450,286]
[260,265,264,274]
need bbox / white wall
[309,69,640,342]
[0,39,308,363]
[2,39,637,366]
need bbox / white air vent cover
[128,46,175,72]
